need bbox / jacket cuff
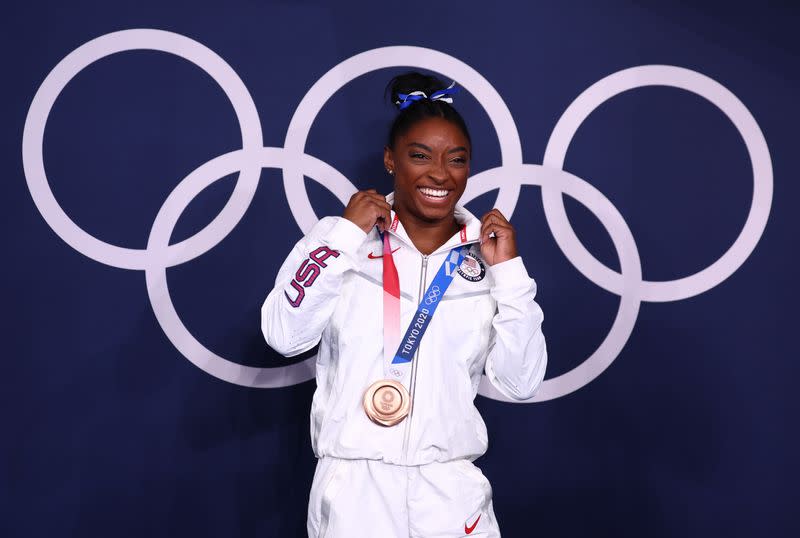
[324,217,368,258]
[487,256,536,301]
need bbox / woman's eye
[451,157,467,164]
[410,152,428,160]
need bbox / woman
[262,72,547,537]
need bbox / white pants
[307,457,501,537]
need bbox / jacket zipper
[401,253,428,461]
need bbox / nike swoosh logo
[367,247,400,259]
[465,514,481,534]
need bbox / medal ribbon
[382,231,401,368]
[381,228,469,375]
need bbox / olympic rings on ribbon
[22,29,772,402]
[425,286,442,305]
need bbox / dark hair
[385,72,472,152]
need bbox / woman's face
[384,116,471,224]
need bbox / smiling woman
[261,71,548,537]
[383,73,472,253]
[383,116,470,254]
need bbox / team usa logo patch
[457,252,486,282]
[284,246,340,307]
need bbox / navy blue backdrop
[3,1,798,536]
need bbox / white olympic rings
[22,29,772,402]
[425,286,442,305]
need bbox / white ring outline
[21,29,263,270]
[541,65,773,302]
[282,46,524,234]
[145,147,355,387]
[471,164,641,402]
[20,31,773,400]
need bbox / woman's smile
[417,185,452,201]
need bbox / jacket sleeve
[261,216,367,357]
[483,256,548,400]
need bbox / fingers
[364,192,392,232]
[480,209,514,243]
[344,190,392,232]
[479,209,519,264]
[364,198,392,232]
[481,223,512,245]
[480,208,509,226]
[346,191,385,210]
[375,199,392,233]
[350,189,385,204]
[355,190,390,208]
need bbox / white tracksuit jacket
[261,202,547,466]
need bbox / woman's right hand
[343,189,392,233]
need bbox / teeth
[418,187,449,198]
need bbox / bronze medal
[363,379,412,427]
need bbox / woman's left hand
[479,209,518,266]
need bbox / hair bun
[387,72,448,110]
[384,71,471,151]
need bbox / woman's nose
[428,157,447,182]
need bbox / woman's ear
[383,145,395,175]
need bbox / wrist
[329,217,369,253]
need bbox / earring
[387,169,394,175]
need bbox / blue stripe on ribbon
[429,86,460,101]
[392,246,469,364]
[397,92,425,110]
[396,85,461,110]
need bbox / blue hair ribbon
[396,82,460,110]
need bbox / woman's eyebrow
[407,142,432,152]
[405,142,467,154]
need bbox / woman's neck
[394,208,460,256]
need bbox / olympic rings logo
[425,286,443,306]
[22,29,773,403]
